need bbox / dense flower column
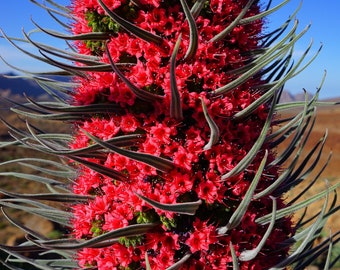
[69,0,294,269]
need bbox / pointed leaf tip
[170,35,183,120]
[239,196,277,261]
[200,97,220,151]
[217,150,268,234]
[97,0,164,45]
[179,0,198,60]
[135,193,201,215]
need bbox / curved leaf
[97,0,164,45]
[210,0,256,43]
[256,182,340,225]
[81,129,175,173]
[217,150,268,234]
[135,193,202,216]
[170,35,183,120]
[166,254,192,270]
[239,196,276,261]
[180,0,198,60]
[221,92,277,180]
[33,223,159,250]
[105,42,164,102]
[200,97,220,150]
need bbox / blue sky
[0,0,339,99]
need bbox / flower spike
[0,1,338,269]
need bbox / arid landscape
[277,102,340,231]
[0,95,339,268]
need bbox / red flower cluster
[69,0,294,269]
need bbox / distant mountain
[0,72,47,98]
[0,72,71,100]
[279,90,314,103]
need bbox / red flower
[186,219,217,253]
[120,114,139,133]
[196,180,218,204]
[173,146,194,171]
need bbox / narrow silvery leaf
[321,233,332,270]
[0,248,55,270]
[145,253,151,270]
[281,132,328,198]
[23,98,123,114]
[30,134,145,156]
[234,40,318,120]
[269,190,329,269]
[180,0,198,60]
[166,254,191,270]
[0,158,75,178]
[22,29,102,65]
[97,0,163,45]
[30,0,71,18]
[239,196,277,261]
[256,182,340,225]
[82,129,175,173]
[254,159,295,200]
[190,0,205,18]
[221,92,277,180]
[31,20,111,40]
[0,189,93,203]
[265,110,304,142]
[135,193,202,216]
[230,242,240,270]
[39,223,159,250]
[170,35,183,120]
[38,49,109,73]
[105,43,164,102]
[69,155,127,182]
[0,200,71,226]
[32,259,78,269]
[217,150,268,234]
[211,21,308,96]
[210,0,256,43]
[0,172,65,186]
[1,208,48,241]
[47,8,71,30]
[239,0,291,24]
[200,97,220,150]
